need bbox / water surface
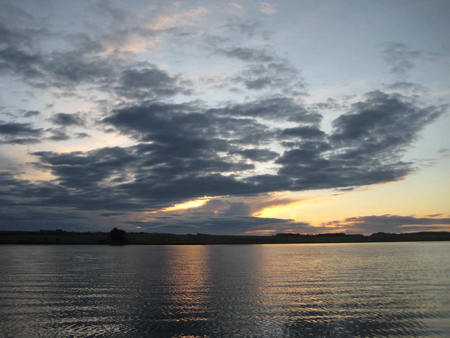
[1,243,449,336]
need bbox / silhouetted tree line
[0,230,449,245]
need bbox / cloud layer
[0,1,448,233]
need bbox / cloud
[0,30,116,90]
[233,61,304,93]
[276,91,446,190]
[33,147,137,189]
[281,126,326,139]
[216,47,274,62]
[46,129,70,141]
[126,214,323,235]
[115,66,191,99]
[50,113,85,126]
[23,110,40,117]
[0,121,42,144]
[211,44,304,94]
[0,88,444,232]
[80,92,441,204]
[325,215,450,233]
[382,42,421,77]
[331,91,443,152]
[75,132,90,139]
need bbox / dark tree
[109,228,127,244]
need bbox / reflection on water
[1,243,449,336]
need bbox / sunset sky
[1,0,449,234]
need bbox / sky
[0,0,449,235]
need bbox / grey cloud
[232,61,304,93]
[116,67,191,99]
[46,129,70,141]
[208,37,303,94]
[0,21,194,101]
[126,215,317,235]
[0,45,44,81]
[281,126,325,139]
[327,214,450,233]
[213,96,321,124]
[331,91,443,152]
[33,147,137,189]
[0,121,42,144]
[385,81,427,94]
[276,90,446,190]
[0,32,115,89]
[50,113,85,126]
[41,51,117,89]
[1,90,446,231]
[75,132,90,138]
[382,42,421,77]
[216,47,274,62]
[0,121,42,136]
[23,110,40,117]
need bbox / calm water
[0,243,449,337]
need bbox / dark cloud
[0,88,445,232]
[23,110,40,117]
[46,129,70,141]
[0,24,115,89]
[116,67,191,99]
[0,19,193,102]
[75,132,90,138]
[0,121,42,136]
[0,121,42,144]
[326,214,450,234]
[0,44,44,81]
[44,52,115,88]
[33,147,137,189]
[281,126,326,139]
[212,96,321,124]
[50,113,85,126]
[98,91,446,202]
[126,215,320,235]
[331,91,443,150]
[276,91,446,190]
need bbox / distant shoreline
[1,230,449,245]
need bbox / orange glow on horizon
[245,229,277,235]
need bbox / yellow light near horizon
[161,197,209,212]
[252,195,333,222]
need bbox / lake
[1,243,449,337]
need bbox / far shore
[1,230,449,245]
